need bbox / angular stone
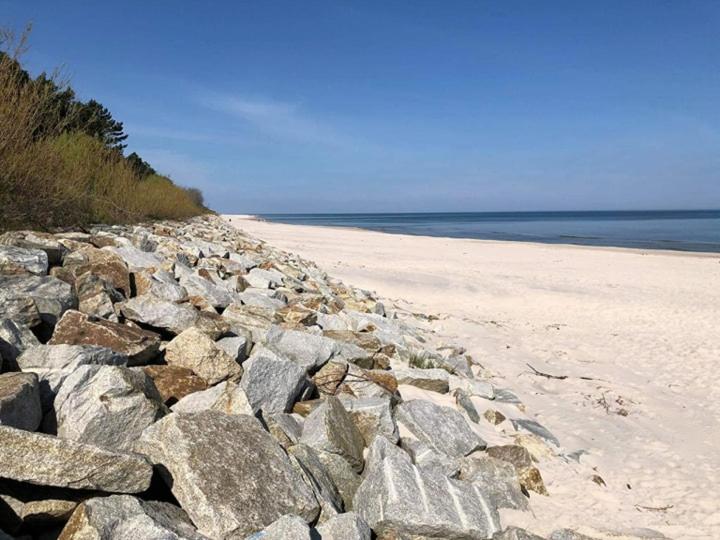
[0,275,76,327]
[0,373,41,431]
[459,454,530,511]
[75,272,122,320]
[395,399,485,458]
[61,246,132,297]
[288,444,343,518]
[394,365,450,393]
[511,418,560,447]
[108,246,164,271]
[179,272,236,309]
[164,327,242,385]
[241,352,308,415]
[216,334,250,363]
[58,495,206,540]
[353,445,502,539]
[0,319,39,369]
[0,246,48,276]
[401,438,462,478]
[133,269,188,303]
[301,396,365,473]
[0,426,152,492]
[22,498,78,524]
[0,231,67,265]
[54,365,167,451]
[450,376,495,400]
[136,411,319,538]
[120,295,198,335]
[486,445,548,495]
[266,413,303,449]
[143,365,208,405]
[222,303,276,342]
[315,512,372,540]
[0,295,40,328]
[293,398,323,417]
[246,515,311,540]
[454,388,481,423]
[49,310,161,366]
[17,344,127,372]
[171,380,253,416]
[313,360,348,396]
[493,527,545,540]
[238,289,286,310]
[193,311,232,340]
[340,364,398,400]
[316,451,362,511]
[484,408,507,425]
[244,267,284,289]
[339,395,399,445]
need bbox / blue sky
[3,1,719,213]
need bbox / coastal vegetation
[0,27,208,230]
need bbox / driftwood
[526,363,600,382]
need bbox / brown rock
[313,361,348,396]
[293,399,323,417]
[164,327,241,385]
[483,409,507,425]
[486,444,547,495]
[49,310,160,366]
[143,365,208,405]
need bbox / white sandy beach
[226,215,720,539]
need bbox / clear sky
[2,1,719,213]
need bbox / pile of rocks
[0,215,575,539]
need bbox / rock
[134,269,188,302]
[288,444,343,519]
[54,365,167,451]
[108,245,164,271]
[301,396,365,473]
[143,365,208,405]
[246,515,311,540]
[120,295,199,335]
[60,246,132,297]
[459,454,530,510]
[549,530,602,540]
[0,319,39,369]
[264,326,343,373]
[395,399,485,458]
[216,334,250,363]
[0,246,48,276]
[315,512,372,540]
[74,272,121,320]
[401,438,462,478]
[164,327,242,385]
[450,376,495,400]
[316,451,362,511]
[493,527,545,540]
[22,498,78,524]
[0,231,67,265]
[179,272,236,309]
[486,445,548,495]
[266,413,303,449]
[49,310,161,366]
[484,409,507,425]
[58,495,206,540]
[0,295,40,329]
[511,418,560,447]
[222,303,276,342]
[171,380,254,416]
[194,311,233,340]
[0,373,42,431]
[454,388,481,423]
[394,365,450,393]
[313,360,348,395]
[244,267,284,289]
[340,364,398,400]
[136,411,319,538]
[339,395,399,445]
[0,275,76,328]
[353,442,502,539]
[293,398,323,417]
[238,289,286,310]
[241,352,308,415]
[0,425,152,492]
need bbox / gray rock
[0,246,48,276]
[0,275,76,327]
[222,303,276,342]
[54,366,167,451]
[241,352,308,415]
[353,443,502,539]
[164,327,242,385]
[401,438,462,478]
[315,512,372,540]
[549,530,602,540]
[0,373,41,431]
[454,388,481,423]
[0,294,40,328]
[120,295,199,335]
[134,269,189,302]
[0,230,67,265]
[288,444,342,521]
[393,365,450,393]
[338,395,399,445]
[244,268,284,289]
[0,319,39,369]
[0,425,152,492]
[395,399,485,458]
[316,451,362,511]
[266,413,303,449]
[60,495,207,539]
[75,272,122,321]
[246,515,311,540]
[216,334,251,363]
[301,396,365,473]
[511,419,560,447]
[108,246,164,271]
[493,527,545,540]
[450,376,495,400]
[171,380,253,416]
[459,455,530,511]
[136,411,319,538]
[227,252,259,271]
[239,289,286,310]
[441,355,473,377]
[179,272,236,309]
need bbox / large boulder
[54,365,167,451]
[0,319,39,370]
[136,411,319,538]
[133,269,188,303]
[143,365,208,405]
[0,275,76,328]
[222,303,276,342]
[179,272,236,309]
[59,245,132,296]
[0,246,48,276]
[339,395,399,445]
[394,365,450,393]
[301,396,365,473]
[164,327,242,385]
[353,444,502,539]
[0,230,67,265]
[49,310,161,366]
[58,495,206,540]
[0,426,152,492]
[171,380,253,416]
[315,512,372,540]
[395,399,485,458]
[246,515,311,540]
[0,373,42,431]
[74,272,123,321]
[459,454,530,511]
[241,352,309,415]
[107,245,164,271]
[244,267,284,289]
[120,295,198,335]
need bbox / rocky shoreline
[0,215,643,539]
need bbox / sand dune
[226,215,720,539]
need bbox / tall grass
[0,27,207,230]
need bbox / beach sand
[225,215,720,539]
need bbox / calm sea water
[260,210,720,253]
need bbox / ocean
[259,210,720,253]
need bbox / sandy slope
[225,215,720,539]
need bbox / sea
[259,210,720,253]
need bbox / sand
[225,215,720,539]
